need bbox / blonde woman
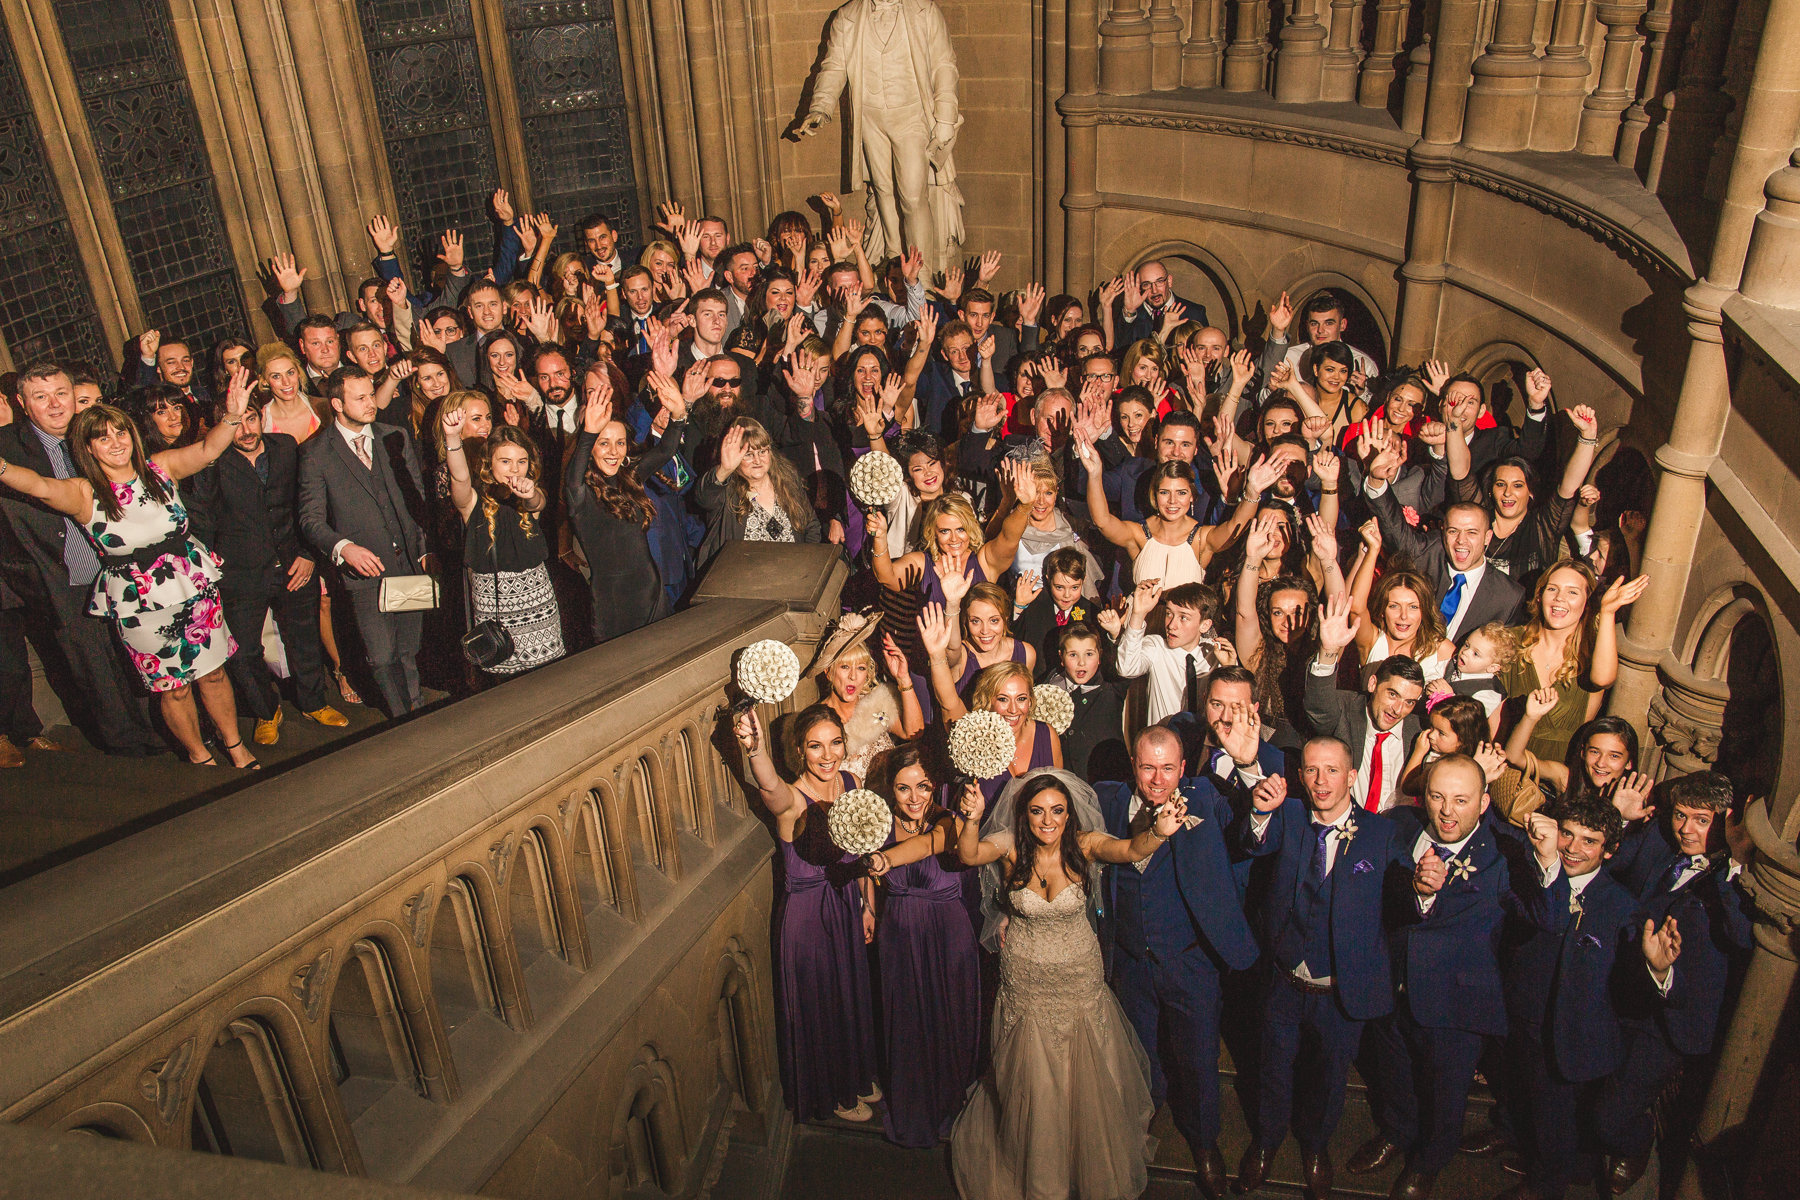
[812,617,925,780]
[257,343,320,442]
[873,461,1037,605]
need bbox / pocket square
[1352,859,1373,874]
[1577,933,1602,949]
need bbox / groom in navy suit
[1234,736,1415,1200]
[1098,725,1261,1199]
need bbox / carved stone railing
[0,543,846,1198]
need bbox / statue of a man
[797,0,964,275]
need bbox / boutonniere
[1181,814,1203,830]
[1447,858,1477,883]
[1339,820,1359,845]
[1352,859,1374,875]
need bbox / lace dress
[951,880,1156,1200]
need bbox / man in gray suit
[298,366,430,717]
[1303,594,1425,815]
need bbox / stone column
[1319,0,1364,102]
[1420,0,1482,145]
[1399,35,1432,135]
[717,0,769,237]
[1357,0,1409,109]
[1461,0,1544,151]
[1063,0,1102,297]
[1221,0,1272,92]
[1615,0,1678,168]
[1530,0,1594,150]
[1181,0,1224,88]
[1575,0,1649,155]
[1273,0,1328,102]
[1148,0,1183,89]
[1645,0,1735,196]
[644,0,702,208]
[1045,0,1070,288]
[1740,151,1800,307]
[1099,0,1153,94]
[680,0,737,222]
[1393,141,1455,363]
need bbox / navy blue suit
[1606,816,1679,898]
[913,355,983,442]
[1504,865,1642,1198]
[1098,778,1259,1156]
[1595,857,1753,1159]
[1239,799,1409,1153]
[1363,809,1538,1174]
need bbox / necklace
[899,815,929,835]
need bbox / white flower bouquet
[736,639,800,703]
[849,450,904,508]
[948,710,1017,779]
[1032,684,1075,736]
[828,788,893,856]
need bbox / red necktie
[1365,731,1390,812]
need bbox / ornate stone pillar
[680,0,737,222]
[1531,0,1594,150]
[1319,0,1364,101]
[1221,0,1272,92]
[1148,0,1183,89]
[717,0,770,237]
[1063,0,1102,297]
[644,0,702,208]
[1273,0,1328,102]
[1615,0,1678,168]
[1045,0,1070,289]
[1575,0,1649,155]
[1399,35,1432,135]
[1420,0,1481,145]
[1393,141,1455,363]
[1645,661,1727,779]
[1740,151,1800,307]
[1357,0,1409,109]
[1181,0,1224,88]
[1461,0,1543,151]
[1099,0,1153,94]
[1645,0,1736,196]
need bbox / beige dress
[1132,532,1204,589]
[951,879,1155,1200]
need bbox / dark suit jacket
[1363,482,1525,635]
[1504,864,1641,1081]
[1124,295,1208,343]
[1098,778,1261,977]
[1606,818,1677,898]
[297,422,428,590]
[914,355,982,442]
[1237,799,1409,1020]
[1622,860,1753,1056]
[187,434,307,575]
[1302,666,1422,767]
[1055,678,1129,782]
[0,422,82,618]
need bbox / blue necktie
[1433,842,1456,868]
[1440,572,1467,621]
[48,438,101,586]
[1311,824,1333,880]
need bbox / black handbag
[461,568,515,670]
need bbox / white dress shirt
[1356,719,1406,813]
[1115,626,1216,724]
[543,399,578,434]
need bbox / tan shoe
[303,705,349,727]
[832,1102,873,1122]
[254,706,283,746]
[26,735,71,752]
[0,737,22,768]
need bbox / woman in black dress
[565,371,678,643]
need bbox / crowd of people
[0,189,1757,1200]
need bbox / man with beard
[678,353,760,477]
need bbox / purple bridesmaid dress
[877,828,982,1147]
[776,771,878,1120]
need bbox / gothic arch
[52,1102,156,1144]
[711,941,767,1109]
[1659,585,1785,794]
[1460,340,1546,423]
[607,1047,688,1196]
[1281,270,1393,369]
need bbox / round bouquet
[849,450,904,508]
[827,788,893,856]
[1032,684,1075,736]
[736,639,800,703]
[948,710,1017,779]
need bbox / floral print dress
[81,463,236,691]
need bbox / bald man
[1122,259,1208,342]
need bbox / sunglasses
[712,377,743,388]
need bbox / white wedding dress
[951,878,1156,1200]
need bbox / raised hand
[717,423,746,476]
[1179,344,1208,390]
[971,391,1007,432]
[1228,347,1255,389]
[525,295,558,343]
[1577,483,1601,509]
[880,633,909,682]
[1007,457,1039,507]
[1096,276,1124,309]
[1217,699,1263,765]
[675,217,701,259]
[1525,686,1559,720]
[581,381,613,434]
[491,188,514,226]
[1642,916,1681,977]
[656,199,687,233]
[1244,513,1277,565]
[1245,452,1285,497]
[683,258,709,296]
[1599,573,1650,614]
[1305,511,1339,565]
[1268,360,1294,391]
[367,214,400,255]
[439,229,465,272]
[138,328,161,361]
[1416,419,1448,448]
[1414,847,1448,896]
[976,249,1002,285]
[1610,771,1658,822]
[1251,774,1286,813]
[1358,516,1382,550]
[1525,368,1553,409]
[1526,811,1560,866]
[1015,569,1043,608]
[959,781,987,823]
[1267,291,1293,337]
[1317,591,1361,653]
[1569,404,1598,440]
[1129,577,1163,621]
[917,601,955,659]
[865,509,889,545]
[506,473,538,502]
[1423,359,1450,395]
[270,253,307,301]
[752,237,773,265]
[1017,281,1045,326]
[1311,448,1341,490]
[939,559,972,604]
[1121,271,1143,314]
[1096,602,1124,638]
[734,707,764,754]
[1300,414,1332,445]
[680,359,709,407]
[1152,795,1189,838]
[223,364,253,420]
[1212,437,1244,499]
[1474,742,1508,783]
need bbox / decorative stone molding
[135,1038,194,1125]
[1095,108,1410,166]
[289,949,334,1022]
[490,831,519,888]
[1443,164,1666,267]
[402,886,436,949]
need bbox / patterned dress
[465,500,566,676]
[81,462,235,691]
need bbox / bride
[951,767,1180,1200]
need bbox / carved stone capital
[137,1037,195,1125]
[290,949,334,1021]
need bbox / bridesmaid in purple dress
[734,704,880,1122]
[920,611,1063,804]
[862,742,982,1147]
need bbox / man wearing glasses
[1122,260,1208,342]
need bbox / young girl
[1401,695,1496,796]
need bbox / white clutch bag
[378,574,439,612]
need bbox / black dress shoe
[1390,1167,1437,1200]
[1195,1143,1229,1200]
[1604,1151,1651,1195]
[1235,1142,1278,1193]
[1301,1147,1334,1199]
[1347,1134,1404,1174]
[1461,1126,1511,1156]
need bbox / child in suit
[1012,546,1098,677]
[1041,622,1129,782]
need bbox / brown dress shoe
[1348,1134,1404,1174]
[254,706,283,745]
[0,737,22,768]
[1461,1126,1511,1156]
[1195,1143,1229,1200]
[26,735,71,751]
[303,704,349,727]
[1390,1166,1437,1200]
[1235,1142,1278,1193]
[1301,1147,1334,1199]
[1604,1151,1650,1195]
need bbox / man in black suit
[0,362,160,755]
[1303,593,1425,814]
[1121,259,1208,342]
[298,366,431,717]
[1360,464,1525,640]
[127,330,211,408]
[913,320,983,441]
[188,404,347,744]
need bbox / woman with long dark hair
[861,743,982,1147]
[442,410,566,676]
[949,768,1176,1199]
[564,377,677,643]
[126,384,202,455]
[1232,540,1318,742]
[734,704,880,1123]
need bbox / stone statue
[797,0,964,275]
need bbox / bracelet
[1578,435,1598,445]
[1320,488,1338,495]
[445,440,462,451]
[222,414,243,426]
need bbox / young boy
[1014,546,1098,677]
[1113,578,1225,726]
[1043,622,1129,781]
